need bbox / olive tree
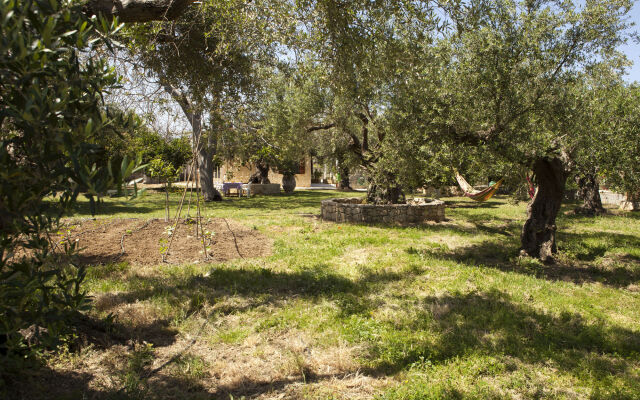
[428,0,632,261]
[560,64,623,215]
[121,1,283,200]
[597,82,640,208]
[0,0,140,366]
[294,0,443,203]
[251,65,328,191]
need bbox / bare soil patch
[57,218,272,265]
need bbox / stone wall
[321,198,445,224]
[599,190,626,205]
[246,183,281,195]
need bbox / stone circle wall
[321,198,445,224]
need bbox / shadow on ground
[406,225,640,288]
[4,264,405,399]
[7,260,640,399]
[67,190,362,218]
[367,289,640,398]
[87,263,405,318]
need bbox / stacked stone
[321,198,445,224]
[246,183,281,195]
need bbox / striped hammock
[455,172,504,202]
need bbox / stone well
[321,197,445,224]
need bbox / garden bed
[321,197,445,224]
[52,218,271,265]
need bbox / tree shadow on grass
[5,265,407,399]
[367,289,640,396]
[65,190,359,218]
[68,200,160,217]
[327,212,522,239]
[90,263,407,319]
[209,371,372,400]
[561,207,640,221]
[146,372,356,400]
[74,262,408,371]
[441,215,522,237]
[407,227,640,288]
[12,289,639,399]
[221,190,354,211]
[8,260,640,398]
[444,198,503,209]
[4,368,101,400]
[8,364,365,400]
[71,313,179,349]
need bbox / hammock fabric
[455,172,504,202]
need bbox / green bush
[147,157,179,183]
[0,0,138,375]
[131,128,192,172]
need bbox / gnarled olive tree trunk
[366,183,403,204]
[574,172,605,215]
[282,173,296,193]
[366,171,404,204]
[249,161,270,184]
[337,165,352,191]
[520,157,567,262]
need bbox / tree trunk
[190,111,221,202]
[249,161,270,184]
[282,173,296,193]
[336,165,352,191]
[198,145,222,201]
[520,157,567,263]
[366,183,403,204]
[574,172,605,215]
[366,172,404,205]
[163,82,223,203]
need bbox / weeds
[122,341,155,398]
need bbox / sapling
[148,158,179,222]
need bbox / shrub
[0,0,138,375]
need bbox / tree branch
[306,123,335,133]
[447,124,502,145]
[161,82,192,119]
[356,112,369,152]
[84,0,195,23]
[161,82,203,142]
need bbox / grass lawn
[11,190,640,399]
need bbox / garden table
[222,182,245,197]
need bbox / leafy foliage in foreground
[0,0,138,373]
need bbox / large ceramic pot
[282,173,296,193]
